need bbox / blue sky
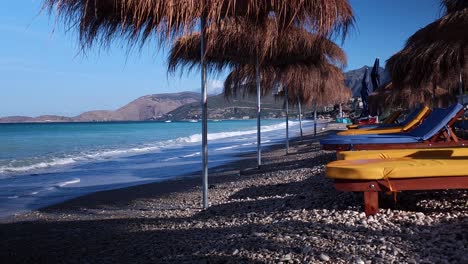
[0,0,441,117]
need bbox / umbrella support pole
[200,14,208,209]
[285,88,289,154]
[256,57,262,167]
[314,105,317,137]
[298,98,303,142]
[460,71,465,137]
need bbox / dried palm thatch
[43,0,354,51]
[442,0,468,13]
[168,18,348,106]
[168,18,347,73]
[224,62,350,106]
[368,82,457,113]
[386,2,468,93]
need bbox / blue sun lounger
[321,104,465,151]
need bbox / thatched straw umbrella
[222,63,349,106]
[43,0,354,47]
[169,19,348,154]
[233,65,351,149]
[224,62,350,149]
[386,1,468,101]
[43,0,354,209]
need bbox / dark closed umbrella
[370,58,381,91]
[370,58,381,115]
[360,67,370,117]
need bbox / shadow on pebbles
[1,142,467,264]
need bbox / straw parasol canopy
[168,18,348,105]
[168,18,347,72]
[223,63,350,106]
[386,0,468,93]
[368,82,458,113]
[43,0,354,51]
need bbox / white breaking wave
[57,178,80,188]
[182,152,200,158]
[0,121,304,176]
[173,121,301,144]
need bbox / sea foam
[0,121,302,177]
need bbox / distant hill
[344,66,391,98]
[0,92,200,123]
[1,66,384,123]
[165,93,308,120]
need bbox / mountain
[73,92,200,122]
[344,66,391,97]
[0,92,200,123]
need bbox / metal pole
[200,12,208,209]
[314,104,317,137]
[298,97,303,142]
[256,57,262,167]
[285,88,289,154]
[460,71,464,106]
[460,71,465,129]
[339,104,343,118]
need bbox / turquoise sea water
[0,119,322,218]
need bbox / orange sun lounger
[339,107,430,135]
[326,148,468,215]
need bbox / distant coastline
[1,67,376,124]
[0,117,310,125]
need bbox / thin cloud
[207,79,224,95]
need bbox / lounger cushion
[346,124,358,129]
[337,107,430,135]
[337,148,468,160]
[326,158,468,180]
[321,134,421,145]
[338,126,402,135]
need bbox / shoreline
[2,122,333,222]
[0,119,320,218]
[1,124,466,263]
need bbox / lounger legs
[364,191,379,216]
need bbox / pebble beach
[1,127,467,264]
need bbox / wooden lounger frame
[335,177,468,215]
[323,109,466,151]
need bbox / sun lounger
[346,111,401,129]
[346,107,423,130]
[326,151,468,215]
[339,107,430,135]
[337,147,468,160]
[321,104,465,151]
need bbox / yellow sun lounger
[346,110,402,129]
[339,107,430,135]
[337,147,468,160]
[326,153,468,215]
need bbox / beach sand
[1,125,467,263]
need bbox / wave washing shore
[0,119,325,218]
[1,129,466,263]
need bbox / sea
[0,119,324,218]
